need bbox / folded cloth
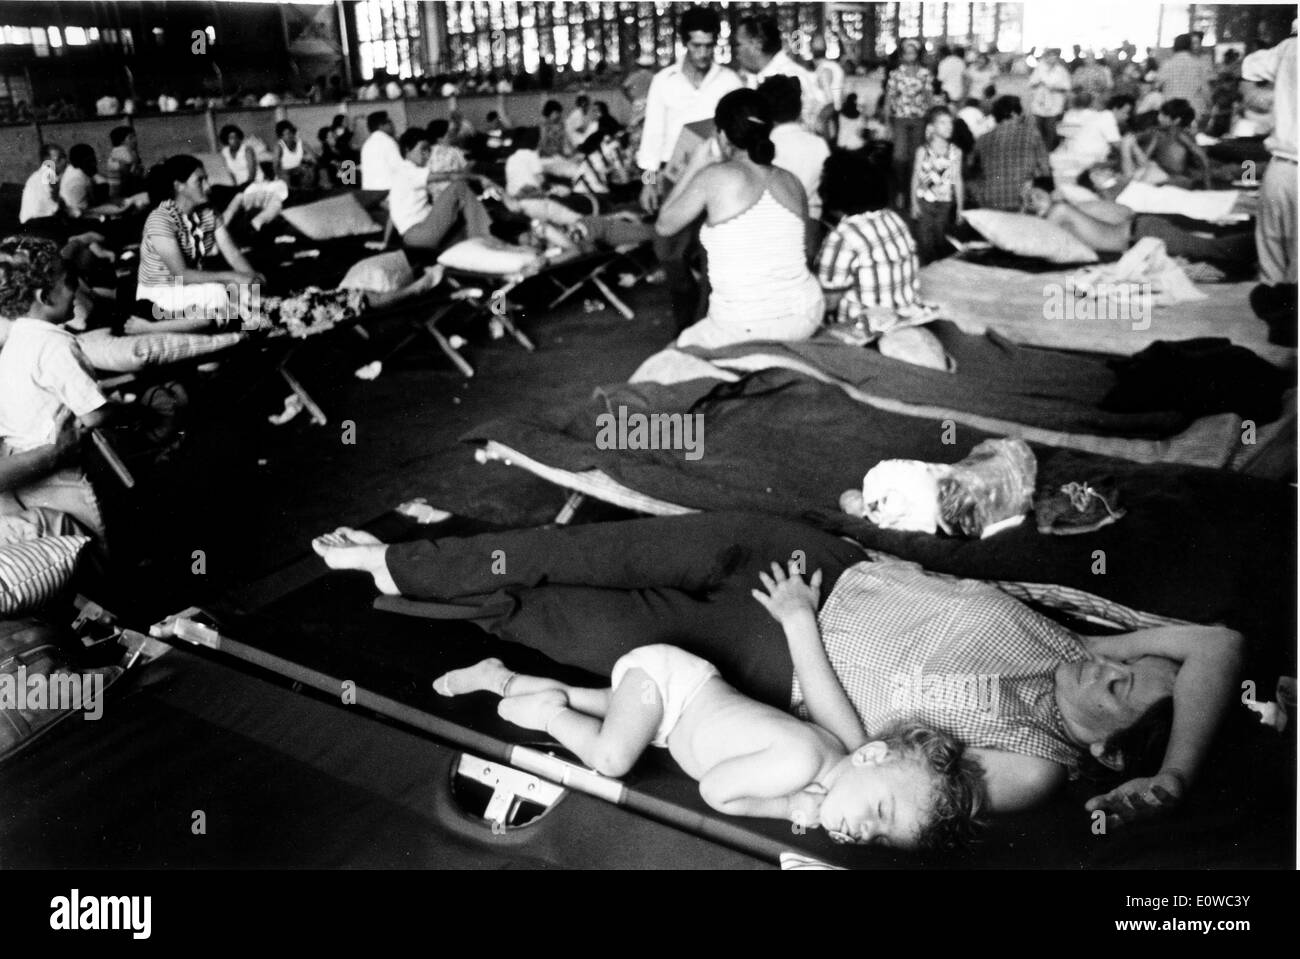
[1071,236,1206,306]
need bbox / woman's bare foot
[311,527,400,595]
[498,689,569,731]
[433,657,513,697]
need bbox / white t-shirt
[0,319,106,452]
[360,129,403,191]
[19,167,60,223]
[958,105,995,140]
[505,149,546,196]
[938,55,967,102]
[771,123,831,220]
[59,166,93,217]
[388,160,432,235]
[1050,108,1121,180]
[95,95,120,117]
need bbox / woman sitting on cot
[134,155,442,337]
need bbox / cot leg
[279,364,328,426]
[424,317,476,378]
[553,491,585,526]
[591,275,634,320]
[491,291,535,351]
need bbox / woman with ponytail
[655,88,823,349]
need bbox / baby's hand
[752,561,822,625]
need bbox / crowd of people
[1,6,1292,856]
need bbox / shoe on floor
[1035,478,1127,535]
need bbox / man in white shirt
[388,128,496,252]
[759,75,830,223]
[1028,48,1073,150]
[359,111,402,193]
[19,145,68,225]
[937,46,968,104]
[637,6,741,332]
[1049,92,1127,184]
[94,94,120,117]
[810,33,845,111]
[1241,29,1297,343]
[59,144,98,218]
[733,14,829,133]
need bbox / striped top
[817,208,919,325]
[137,201,218,289]
[700,189,817,319]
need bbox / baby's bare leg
[503,670,661,777]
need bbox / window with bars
[876,3,1018,56]
[355,0,424,81]
[438,2,832,77]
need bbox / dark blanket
[691,324,1199,438]
[468,368,1295,670]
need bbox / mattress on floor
[919,258,1295,370]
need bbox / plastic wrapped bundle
[843,438,1037,539]
[937,439,1037,538]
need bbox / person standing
[910,107,963,264]
[937,46,967,104]
[732,14,829,133]
[883,40,933,209]
[811,32,846,112]
[1241,30,1297,345]
[636,5,741,333]
[1028,47,1073,150]
[1156,34,1214,129]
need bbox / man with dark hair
[969,94,1050,210]
[759,75,830,225]
[539,99,569,157]
[733,13,828,131]
[817,146,922,331]
[636,4,741,331]
[1157,33,1213,124]
[360,110,401,193]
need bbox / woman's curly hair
[0,235,73,319]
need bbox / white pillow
[281,193,381,240]
[78,329,244,373]
[877,327,955,372]
[437,238,542,276]
[963,209,1100,265]
[339,251,414,293]
[0,536,89,616]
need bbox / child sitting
[434,561,984,850]
[0,236,120,540]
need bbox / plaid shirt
[794,559,1087,771]
[971,118,1050,211]
[817,209,920,323]
[1157,51,1213,116]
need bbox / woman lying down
[313,512,1245,848]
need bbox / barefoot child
[433,561,985,850]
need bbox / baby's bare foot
[498,690,568,731]
[433,657,512,697]
[311,527,399,594]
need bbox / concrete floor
[123,275,676,618]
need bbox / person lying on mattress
[311,512,1245,831]
[434,562,984,851]
[1020,177,1256,268]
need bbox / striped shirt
[795,559,1087,771]
[137,202,218,289]
[817,208,919,323]
[971,118,1050,211]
